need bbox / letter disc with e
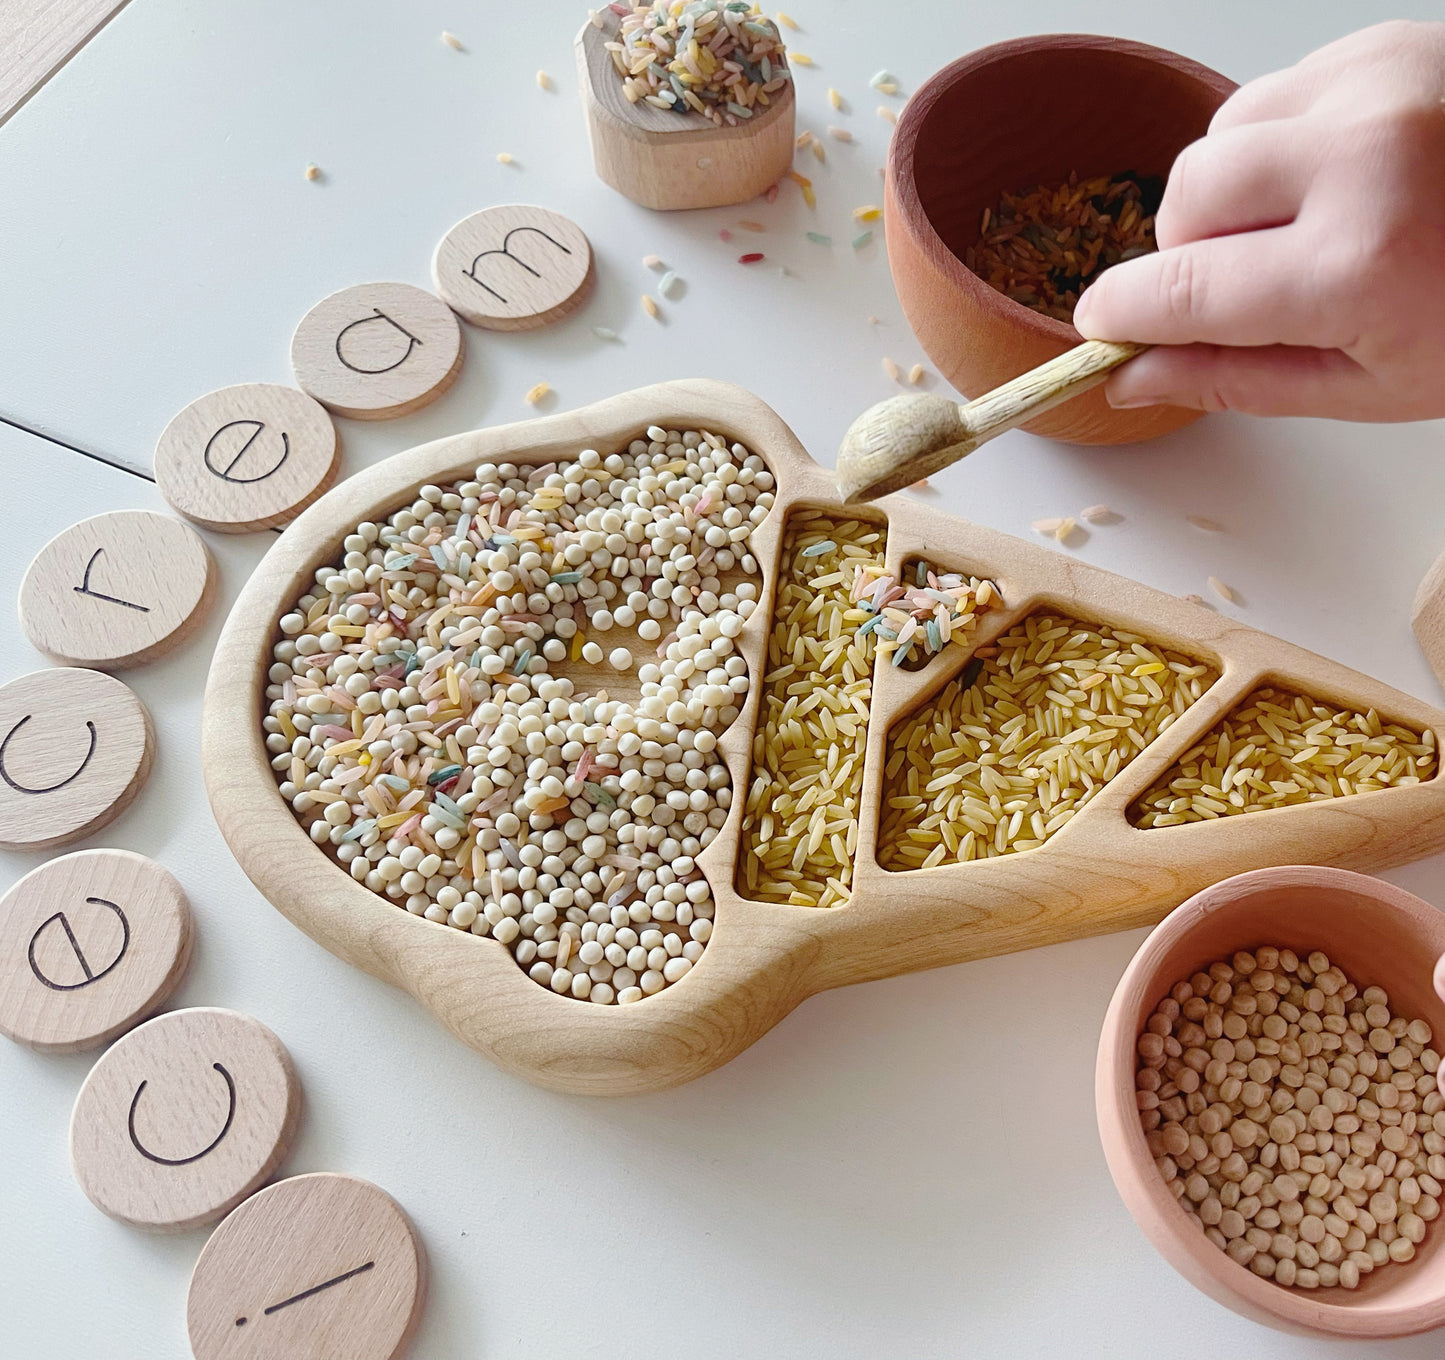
[0,849,192,1052]
[155,384,339,533]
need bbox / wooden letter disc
[19,510,218,668]
[155,384,340,534]
[69,1007,301,1232]
[0,668,153,851]
[432,204,595,330]
[291,282,464,419]
[0,849,192,1053]
[187,1172,426,1360]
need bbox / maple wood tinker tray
[204,382,1445,1095]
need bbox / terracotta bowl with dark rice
[885,34,1235,445]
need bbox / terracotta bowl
[1097,866,1445,1338]
[885,34,1236,444]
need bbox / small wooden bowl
[886,34,1235,444]
[1097,866,1445,1338]
[574,12,794,211]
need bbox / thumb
[1103,343,1373,418]
[1072,228,1334,349]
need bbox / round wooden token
[19,510,218,669]
[431,204,595,330]
[187,1172,426,1360]
[0,849,192,1053]
[290,282,464,420]
[0,668,153,851]
[69,1007,301,1232]
[155,383,340,534]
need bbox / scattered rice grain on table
[263,428,775,1004]
[966,171,1163,323]
[879,614,1216,868]
[738,513,885,908]
[441,30,464,50]
[607,1,791,125]
[1131,689,1436,828]
[878,105,897,123]
[1139,947,1445,1290]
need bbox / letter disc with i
[19,510,218,668]
[69,1007,301,1231]
[0,668,153,851]
[188,1173,425,1360]
[155,384,340,533]
[291,282,464,419]
[432,204,594,330]
[0,849,192,1052]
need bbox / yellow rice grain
[739,511,886,907]
[1132,688,1436,827]
[879,613,1217,867]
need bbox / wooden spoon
[835,339,1147,504]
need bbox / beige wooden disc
[0,668,153,851]
[291,282,464,420]
[69,1007,301,1232]
[0,849,192,1053]
[432,204,595,330]
[19,510,218,669]
[155,384,340,534]
[187,1172,426,1360]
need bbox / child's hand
[1072,21,1445,420]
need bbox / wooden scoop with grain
[835,339,1146,504]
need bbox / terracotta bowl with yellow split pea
[1097,866,1445,1338]
[885,33,1235,444]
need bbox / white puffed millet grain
[264,429,776,1002]
[1137,946,1442,1291]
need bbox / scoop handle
[957,338,1148,447]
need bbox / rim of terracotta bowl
[1097,865,1445,1338]
[889,33,1236,347]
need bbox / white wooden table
[3,2,1444,1355]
